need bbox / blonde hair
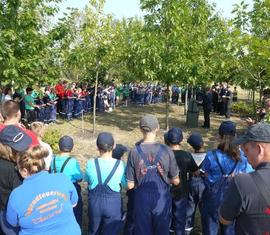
[30,122,45,138]
[218,135,241,162]
[18,145,48,174]
[0,143,19,162]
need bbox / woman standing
[201,121,253,235]
[6,145,80,235]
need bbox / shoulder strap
[250,172,270,206]
[212,150,238,176]
[94,159,102,185]
[104,160,121,185]
[153,145,165,166]
[136,144,150,167]
[60,157,72,173]
[52,157,57,173]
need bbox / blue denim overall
[134,144,171,235]
[201,151,236,235]
[88,159,122,235]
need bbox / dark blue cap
[219,121,236,136]
[59,136,74,152]
[97,132,114,151]
[235,122,270,145]
[167,127,183,144]
[0,125,32,151]
[112,144,129,160]
[187,133,203,149]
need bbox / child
[30,122,53,170]
[164,127,199,235]
[85,132,126,235]
[185,133,206,235]
[50,136,83,227]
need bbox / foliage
[231,101,256,117]
[43,128,61,152]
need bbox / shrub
[43,129,61,153]
[231,101,254,117]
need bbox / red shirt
[55,84,65,98]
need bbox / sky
[57,0,253,19]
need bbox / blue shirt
[85,158,126,192]
[202,149,253,186]
[6,171,80,235]
[50,155,83,183]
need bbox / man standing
[201,87,212,128]
[219,122,270,234]
[126,114,180,235]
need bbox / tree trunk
[252,89,256,119]
[165,82,170,131]
[184,86,189,115]
[93,69,99,134]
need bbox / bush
[43,129,61,153]
[231,101,254,117]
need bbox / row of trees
[0,0,269,128]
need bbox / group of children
[0,102,253,235]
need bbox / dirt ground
[47,103,247,234]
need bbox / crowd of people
[0,95,269,235]
[0,82,173,125]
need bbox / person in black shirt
[164,127,199,235]
[219,122,270,234]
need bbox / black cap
[219,121,236,136]
[167,127,183,144]
[96,132,114,151]
[0,125,32,151]
[59,136,74,152]
[235,122,270,145]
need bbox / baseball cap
[112,144,129,160]
[219,121,236,136]
[167,127,183,144]
[234,122,270,145]
[96,132,114,151]
[187,133,203,149]
[0,125,32,151]
[59,136,74,152]
[139,114,159,132]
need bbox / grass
[46,102,247,234]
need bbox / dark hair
[26,87,33,93]
[218,135,241,162]
[4,87,12,95]
[1,100,20,119]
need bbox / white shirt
[40,140,53,170]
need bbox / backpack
[208,150,238,204]
[49,156,72,173]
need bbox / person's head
[165,127,183,147]
[17,145,48,178]
[0,125,33,162]
[218,121,240,161]
[96,132,115,154]
[26,87,33,95]
[59,136,74,153]
[264,98,270,111]
[187,133,204,152]
[139,114,159,138]
[235,123,270,168]
[30,122,45,139]
[4,87,12,96]
[1,100,21,122]
[112,144,129,160]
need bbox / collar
[24,171,48,181]
[256,162,270,170]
